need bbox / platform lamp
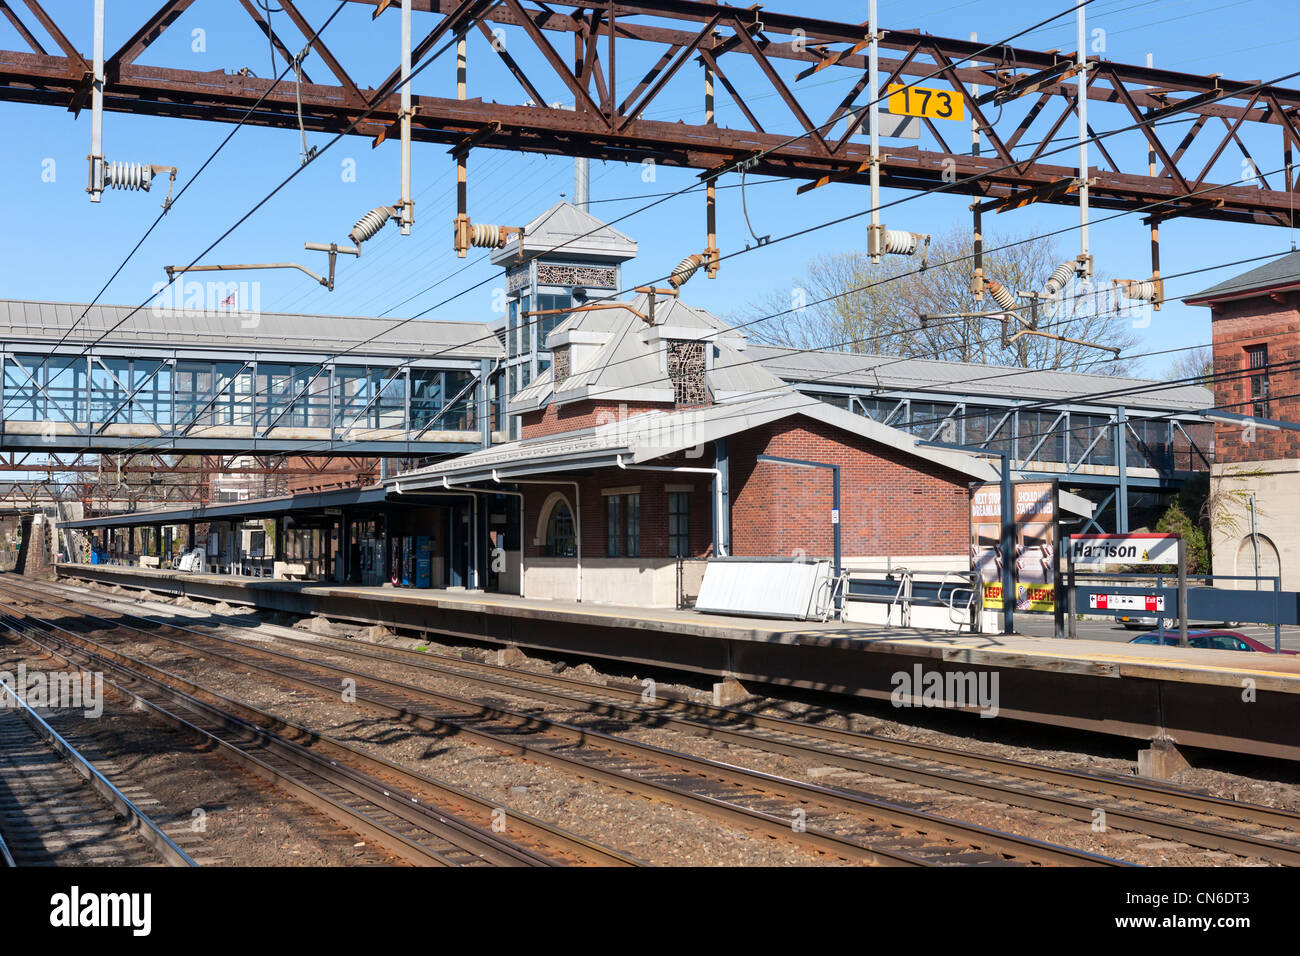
[755,455,842,616]
[918,439,1015,636]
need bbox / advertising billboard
[970,480,1059,613]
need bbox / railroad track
[0,672,195,867]
[0,579,1123,866]
[36,576,1300,866]
[0,598,636,867]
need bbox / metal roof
[511,294,786,412]
[393,390,1095,517]
[747,345,1212,412]
[0,300,504,360]
[490,201,637,265]
[1183,250,1300,304]
[59,484,392,529]
[555,295,780,400]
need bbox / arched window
[542,497,576,557]
[1236,534,1280,583]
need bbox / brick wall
[520,400,664,439]
[728,419,971,558]
[1210,291,1300,463]
[522,461,715,560]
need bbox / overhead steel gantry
[0,0,1297,228]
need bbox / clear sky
[1,0,1297,380]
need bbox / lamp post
[756,454,841,614]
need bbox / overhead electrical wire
[24,1,1293,467]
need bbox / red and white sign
[1089,593,1166,612]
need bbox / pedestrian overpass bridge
[0,300,506,456]
[0,298,1214,536]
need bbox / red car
[1130,630,1299,654]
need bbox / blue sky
[1,0,1297,379]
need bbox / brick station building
[392,287,1093,608]
[1185,250,1300,589]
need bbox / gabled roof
[1183,250,1300,305]
[391,388,1094,518]
[490,201,637,265]
[510,292,785,412]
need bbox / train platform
[55,562,1300,767]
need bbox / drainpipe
[486,476,582,602]
[616,455,728,557]
[1249,493,1260,590]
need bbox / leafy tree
[1155,499,1209,574]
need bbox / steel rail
[0,669,196,867]
[0,615,468,867]
[0,583,1121,866]
[0,608,563,866]
[201,620,1300,865]
[55,578,1300,841]
[0,592,926,866]
[43,577,1300,854]
[0,593,639,866]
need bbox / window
[1246,344,1270,417]
[536,293,572,346]
[626,493,640,557]
[544,499,575,557]
[604,492,640,558]
[668,492,690,557]
[507,299,519,358]
[520,296,532,355]
[606,495,622,557]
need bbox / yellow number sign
[886,84,964,121]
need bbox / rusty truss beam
[0,1,1297,226]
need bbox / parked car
[1119,614,1159,629]
[1129,630,1298,654]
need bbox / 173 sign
[886,83,965,120]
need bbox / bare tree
[737,227,1140,374]
[1165,346,1214,386]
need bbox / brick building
[393,290,1094,607]
[1185,250,1300,588]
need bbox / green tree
[1155,499,1209,574]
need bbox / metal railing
[842,566,981,631]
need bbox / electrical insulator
[1042,261,1075,299]
[985,278,1018,313]
[868,225,931,266]
[103,161,153,191]
[469,223,510,248]
[668,253,707,289]
[349,206,394,245]
[880,229,923,255]
[1114,278,1161,302]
